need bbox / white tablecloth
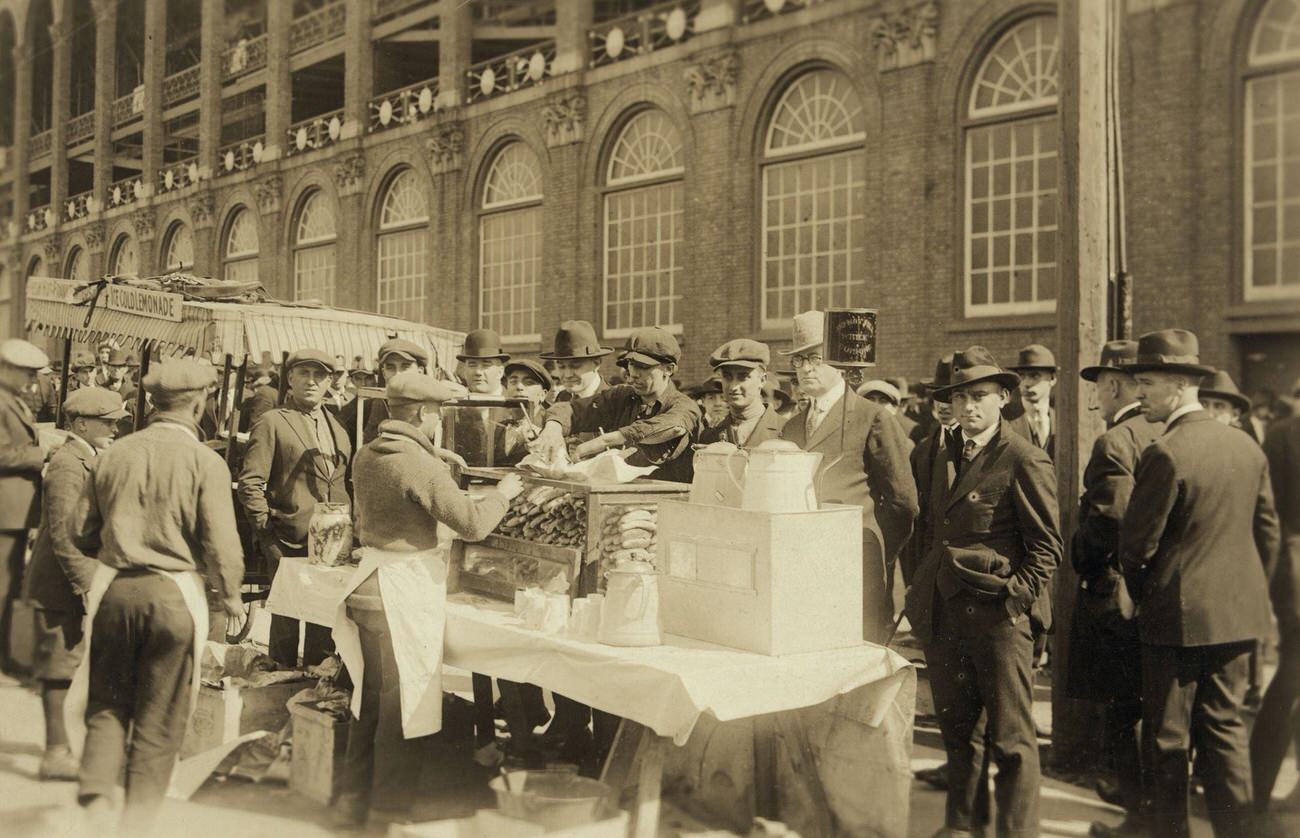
[264,556,355,628]
[444,594,913,746]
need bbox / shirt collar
[1112,402,1142,424]
[578,374,603,399]
[810,378,846,414]
[154,419,200,441]
[67,434,98,457]
[960,419,1000,453]
[1165,402,1203,428]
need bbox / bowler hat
[1200,370,1252,414]
[143,359,217,395]
[857,379,901,404]
[921,354,955,389]
[1081,340,1139,382]
[778,311,824,356]
[540,321,611,361]
[378,338,429,365]
[710,338,770,370]
[617,327,680,367]
[0,339,51,371]
[933,346,1020,404]
[504,358,554,391]
[1008,344,1058,373]
[457,329,510,362]
[64,388,129,420]
[386,372,466,406]
[285,348,336,373]
[1123,329,1216,378]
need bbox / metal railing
[163,65,201,106]
[67,111,95,145]
[159,158,199,193]
[740,0,819,24]
[26,206,52,234]
[290,1,346,55]
[218,137,264,176]
[29,130,52,159]
[466,41,556,105]
[108,175,144,209]
[112,89,144,125]
[589,0,701,68]
[287,109,345,156]
[223,33,268,81]
[369,77,440,133]
[63,191,95,222]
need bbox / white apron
[65,563,210,757]
[331,545,448,739]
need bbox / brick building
[0,0,1296,395]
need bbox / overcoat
[24,439,100,612]
[1264,415,1300,637]
[0,385,44,531]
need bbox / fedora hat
[540,320,612,361]
[456,329,510,362]
[1008,344,1058,373]
[1123,329,1216,378]
[933,346,1020,404]
[1200,370,1251,414]
[1081,340,1139,382]
[921,354,955,389]
[777,311,824,356]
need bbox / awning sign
[104,284,183,322]
[26,277,81,304]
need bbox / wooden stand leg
[631,732,668,838]
[753,714,779,820]
[472,673,495,748]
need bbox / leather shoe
[1095,778,1124,808]
[1089,816,1146,837]
[38,745,79,781]
[915,764,949,790]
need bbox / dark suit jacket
[698,406,786,449]
[0,386,44,531]
[905,423,952,586]
[1264,415,1300,636]
[241,384,279,433]
[904,424,1062,646]
[1121,410,1280,647]
[237,405,353,547]
[24,438,99,611]
[780,386,918,563]
[338,393,389,449]
[1005,405,1056,459]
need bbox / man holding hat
[0,338,51,679]
[903,346,1061,838]
[1200,370,1255,439]
[71,359,244,833]
[1063,340,1163,838]
[333,372,522,826]
[542,320,612,402]
[22,388,127,780]
[533,327,702,484]
[1121,329,1279,838]
[338,337,430,447]
[778,311,918,643]
[457,328,509,396]
[700,339,785,449]
[238,348,352,668]
[1006,344,1058,457]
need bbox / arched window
[222,207,259,284]
[108,234,138,275]
[479,142,543,340]
[603,109,684,335]
[963,15,1059,316]
[376,168,428,321]
[1245,0,1300,300]
[293,190,337,304]
[760,69,867,328]
[162,221,194,271]
[65,246,88,281]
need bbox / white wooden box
[656,500,863,656]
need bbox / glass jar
[307,502,353,567]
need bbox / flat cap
[69,352,97,371]
[504,358,554,391]
[63,388,129,420]
[857,379,901,404]
[143,359,218,396]
[378,338,428,365]
[0,339,51,370]
[710,338,771,370]
[386,371,466,406]
[285,348,335,372]
[618,327,680,367]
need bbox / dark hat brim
[1200,389,1252,413]
[618,350,674,367]
[1080,365,1134,383]
[288,358,335,373]
[710,359,766,370]
[1007,364,1058,374]
[538,348,612,360]
[456,353,510,362]
[1122,362,1217,378]
[932,370,1021,404]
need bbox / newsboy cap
[857,379,902,404]
[378,338,429,365]
[710,339,771,370]
[504,358,554,391]
[386,372,466,406]
[143,359,217,396]
[0,339,50,370]
[63,388,129,420]
[285,348,336,373]
[618,327,680,367]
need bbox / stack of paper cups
[568,599,591,638]
[521,589,547,630]
[541,593,570,635]
[584,594,605,639]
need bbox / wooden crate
[181,679,307,759]
[289,701,352,804]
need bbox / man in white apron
[69,359,245,834]
[332,372,523,827]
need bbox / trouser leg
[1106,698,1146,817]
[1142,644,1195,838]
[0,530,26,672]
[268,614,300,668]
[1250,635,1300,810]
[79,584,136,803]
[42,680,72,748]
[355,607,426,813]
[302,621,335,668]
[121,577,195,834]
[971,612,1040,837]
[926,607,985,833]
[1192,643,1254,838]
[862,533,890,644]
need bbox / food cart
[23,273,466,639]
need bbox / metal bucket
[489,769,613,832]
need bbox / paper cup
[541,593,570,635]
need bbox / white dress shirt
[806,378,846,437]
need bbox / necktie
[962,438,977,462]
[806,403,823,436]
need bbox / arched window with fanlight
[603,109,685,335]
[1245,0,1300,300]
[293,190,337,304]
[760,69,867,328]
[376,168,429,321]
[222,207,259,284]
[108,234,138,276]
[65,246,88,281]
[479,142,543,341]
[162,222,194,272]
[963,15,1059,316]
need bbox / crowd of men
[0,309,1297,837]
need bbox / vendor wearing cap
[1006,344,1058,456]
[505,358,552,425]
[533,327,702,484]
[700,339,785,449]
[0,339,51,680]
[339,337,429,447]
[238,348,352,668]
[67,353,98,393]
[542,320,612,402]
[457,329,509,395]
[778,312,918,642]
[903,346,1061,838]
[1200,370,1255,438]
[858,378,918,443]
[70,359,244,834]
[333,373,522,827]
[22,388,127,780]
